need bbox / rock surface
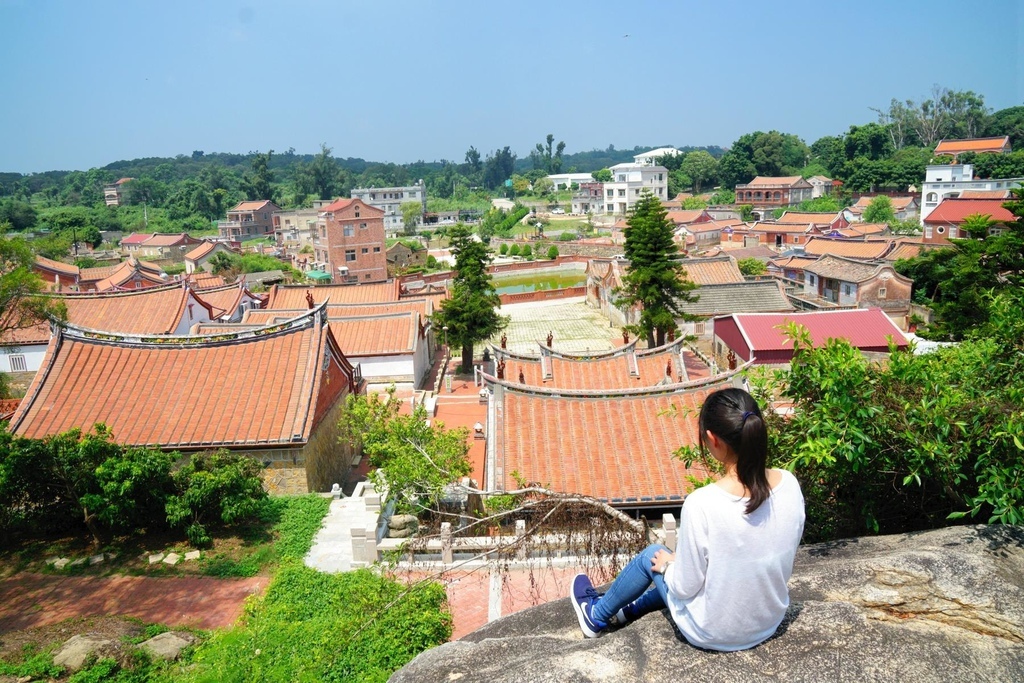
[138,631,196,660]
[389,525,1024,683]
[53,634,114,672]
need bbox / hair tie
[741,411,755,423]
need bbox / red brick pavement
[0,573,268,633]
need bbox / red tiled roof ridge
[536,338,642,361]
[48,280,181,298]
[35,256,80,275]
[483,362,751,399]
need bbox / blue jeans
[591,543,671,624]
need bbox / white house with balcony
[919,164,1023,224]
[603,163,669,214]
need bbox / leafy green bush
[183,563,451,683]
[508,244,520,257]
[520,244,532,258]
[757,292,1024,541]
[165,451,267,547]
[547,245,559,259]
[499,243,508,256]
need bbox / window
[925,226,933,238]
[937,226,946,234]
[345,250,356,261]
[365,273,372,279]
[344,225,354,237]
[360,222,367,229]
[694,321,706,336]
[361,247,368,254]
[877,287,887,299]
[373,246,381,252]
[843,284,851,295]
[607,189,614,198]
[8,354,26,372]
[355,208,360,217]
[793,236,800,243]
[658,173,663,181]
[618,189,625,197]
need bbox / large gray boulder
[390,525,1024,683]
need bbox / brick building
[314,198,387,284]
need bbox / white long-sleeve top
[664,469,805,651]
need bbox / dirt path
[0,573,268,633]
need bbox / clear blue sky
[1,0,1021,173]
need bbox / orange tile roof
[749,221,814,234]
[93,260,167,292]
[185,241,218,261]
[34,256,79,276]
[769,255,820,270]
[665,210,707,225]
[743,176,805,187]
[193,283,258,319]
[230,200,277,212]
[190,273,227,289]
[141,233,199,247]
[933,136,1011,155]
[802,237,894,260]
[266,282,399,308]
[78,263,122,282]
[958,190,1011,199]
[680,256,744,285]
[0,398,20,421]
[319,198,356,213]
[0,319,51,346]
[834,223,888,238]
[243,308,422,356]
[851,196,918,211]
[54,284,211,334]
[10,307,352,448]
[775,211,843,225]
[493,381,730,503]
[883,242,932,261]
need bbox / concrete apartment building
[103,178,133,206]
[218,200,282,239]
[313,198,387,284]
[349,180,427,235]
[919,163,1023,224]
[603,163,669,214]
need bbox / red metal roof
[923,198,1014,225]
[721,309,908,353]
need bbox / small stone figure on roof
[622,329,629,345]
[728,350,737,370]
[546,331,553,348]
[668,328,676,342]
[518,368,525,384]
[666,359,672,378]
[305,290,315,309]
[497,358,506,380]
[501,333,507,349]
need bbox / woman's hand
[652,549,675,574]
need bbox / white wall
[0,344,48,373]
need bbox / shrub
[508,244,520,257]
[547,245,559,259]
[498,243,508,255]
[520,244,532,258]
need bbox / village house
[32,256,168,292]
[921,197,1015,244]
[218,200,282,240]
[0,319,50,376]
[191,280,267,322]
[103,178,133,206]
[806,175,834,198]
[55,281,221,335]
[919,163,1022,223]
[744,220,819,248]
[571,181,606,215]
[633,147,682,166]
[603,164,669,214]
[933,136,1011,162]
[767,255,820,284]
[801,236,897,261]
[273,204,324,250]
[350,181,427,235]
[312,198,388,284]
[712,308,909,367]
[799,254,913,320]
[9,305,363,495]
[127,233,205,262]
[386,241,427,272]
[734,176,814,218]
[774,211,849,233]
[184,240,237,274]
[844,196,919,223]
[674,280,794,341]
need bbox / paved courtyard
[480,298,621,357]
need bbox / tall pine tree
[433,224,508,371]
[617,192,699,347]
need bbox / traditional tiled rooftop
[775,211,843,225]
[834,223,888,238]
[483,300,618,357]
[54,283,210,335]
[185,241,218,261]
[802,237,894,260]
[327,314,420,355]
[10,306,350,447]
[676,280,794,316]
[742,176,805,187]
[266,282,399,308]
[933,136,1011,155]
[851,196,918,211]
[883,241,936,261]
[803,254,894,282]
[679,255,744,285]
[749,221,814,234]
[492,380,730,503]
[190,273,227,289]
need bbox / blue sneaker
[569,574,607,638]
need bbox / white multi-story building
[919,164,1023,224]
[349,180,427,234]
[603,163,668,214]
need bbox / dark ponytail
[698,387,770,514]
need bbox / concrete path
[304,493,379,574]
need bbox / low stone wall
[499,286,587,306]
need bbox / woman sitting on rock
[569,387,805,651]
